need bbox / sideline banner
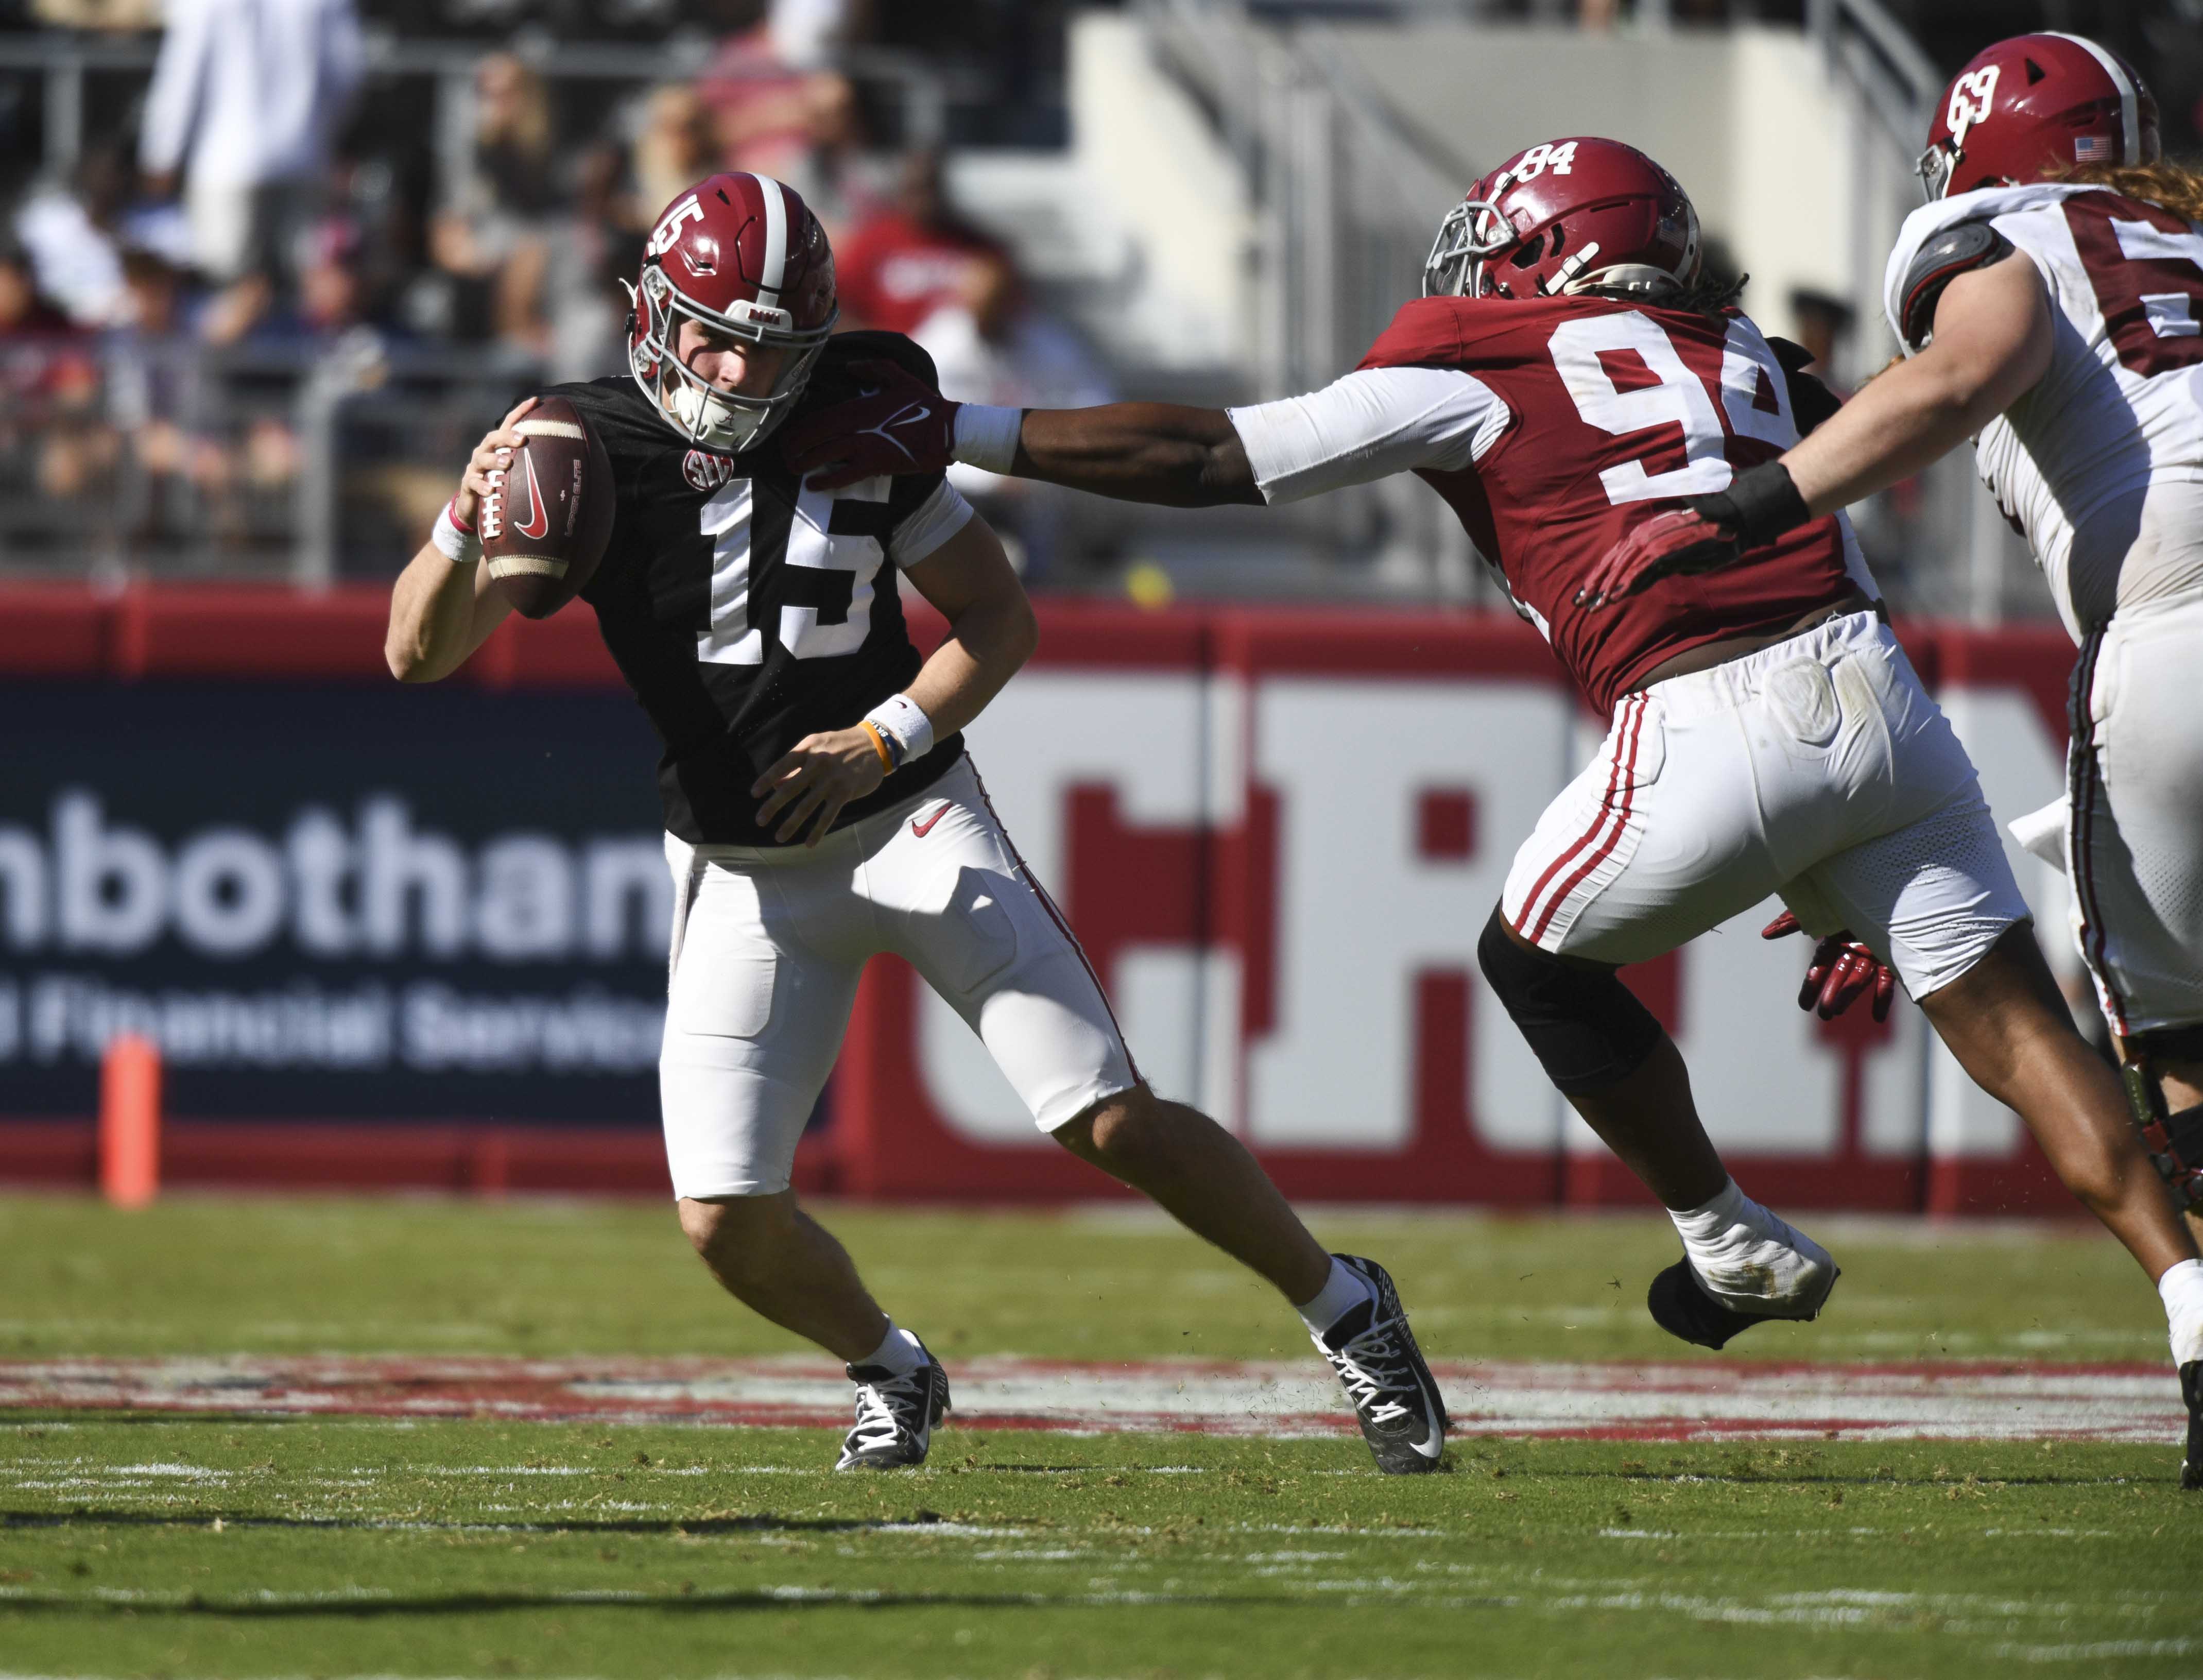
[0,589,2085,1209]
[0,680,670,1126]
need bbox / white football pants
[1502,609,2029,997]
[2069,587,2203,1038]
[659,755,1139,1200]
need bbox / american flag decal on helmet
[2074,135,2114,162]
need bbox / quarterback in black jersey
[384,172,1449,1475]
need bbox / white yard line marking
[0,1356,2183,1443]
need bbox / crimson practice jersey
[1229,295,1870,716]
[544,332,973,845]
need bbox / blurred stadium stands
[0,0,2195,612]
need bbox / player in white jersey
[1588,33,2203,1485]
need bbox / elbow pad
[1899,222,2015,352]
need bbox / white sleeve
[1226,366,1510,506]
[138,0,211,177]
[888,478,975,568]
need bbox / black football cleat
[2181,1361,2201,1492]
[1313,1255,1449,1474]
[1648,1259,1841,1351]
[834,1350,950,1471]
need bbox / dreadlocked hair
[1577,269,1748,320]
[2051,158,2203,225]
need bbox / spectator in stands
[0,242,80,342]
[632,83,718,222]
[835,150,1009,337]
[30,0,159,26]
[105,247,223,548]
[547,143,646,384]
[137,0,365,298]
[698,0,862,211]
[430,51,562,361]
[1786,288,1856,385]
[0,239,111,505]
[903,230,1114,580]
[13,147,131,329]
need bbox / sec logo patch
[682,449,741,492]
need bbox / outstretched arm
[1003,403,1261,506]
[779,358,1496,507]
[1780,254,2053,516]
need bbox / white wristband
[432,499,481,565]
[864,693,935,767]
[951,404,1023,476]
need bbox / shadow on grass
[0,1586,1319,1617]
[1,1509,1005,1537]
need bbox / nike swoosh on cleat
[910,803,949,838]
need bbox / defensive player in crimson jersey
[788,137,2203,1482]
[1593,38,2203,1483]
[384,172,1450,1475]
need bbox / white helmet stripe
[2049,32,2141,164]
[747,173,789,307]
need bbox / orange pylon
[99,1033,161,1209]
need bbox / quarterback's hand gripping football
[1575,460,1813,610]
[781,359,958,491]
[1762,911,1896,1023]
[752,728,888,847]
[454,397,538,527]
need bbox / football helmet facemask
[1423,136,1701,305]
[626,171,838,454]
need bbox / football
[478,396,615,619]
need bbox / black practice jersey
[547,333,971,845]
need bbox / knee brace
[1476,906,1665,1094]
[2120,1037,2203,1211]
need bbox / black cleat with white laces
[1313,1255,1449,1474]
[2181,1361,2201,1492]
[834,1348,951,1471]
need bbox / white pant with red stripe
[1501,610,2028,996]
[659,755,1137,1199]
[2068,589,2203,1038]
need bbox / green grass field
[2,1193,2197,1679]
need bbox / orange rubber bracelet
[859,720,896,773]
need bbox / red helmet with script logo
[626,172,838,453]
[1917,32,2160,201]
[1423,137,1702,304]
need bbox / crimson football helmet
[627,172,838,452]
[1917,32,2160,201]
[1422,137,1701,304]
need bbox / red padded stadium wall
[0,586,2078,1209]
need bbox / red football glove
[1575,460,1813,611]
[780,359,958,490]
[1762,911,1896,1022]
[1574,508,1742,609]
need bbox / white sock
[2159,1258,2203,1366]
[856,1322,926,1376]
[1666,1178,1835,1314]
[1296,1257,1374,1336]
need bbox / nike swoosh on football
[515,448,552,540]
[910,804,949,838]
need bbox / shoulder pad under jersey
[1898,222,2015,352]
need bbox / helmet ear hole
[1510,233,1546,270]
